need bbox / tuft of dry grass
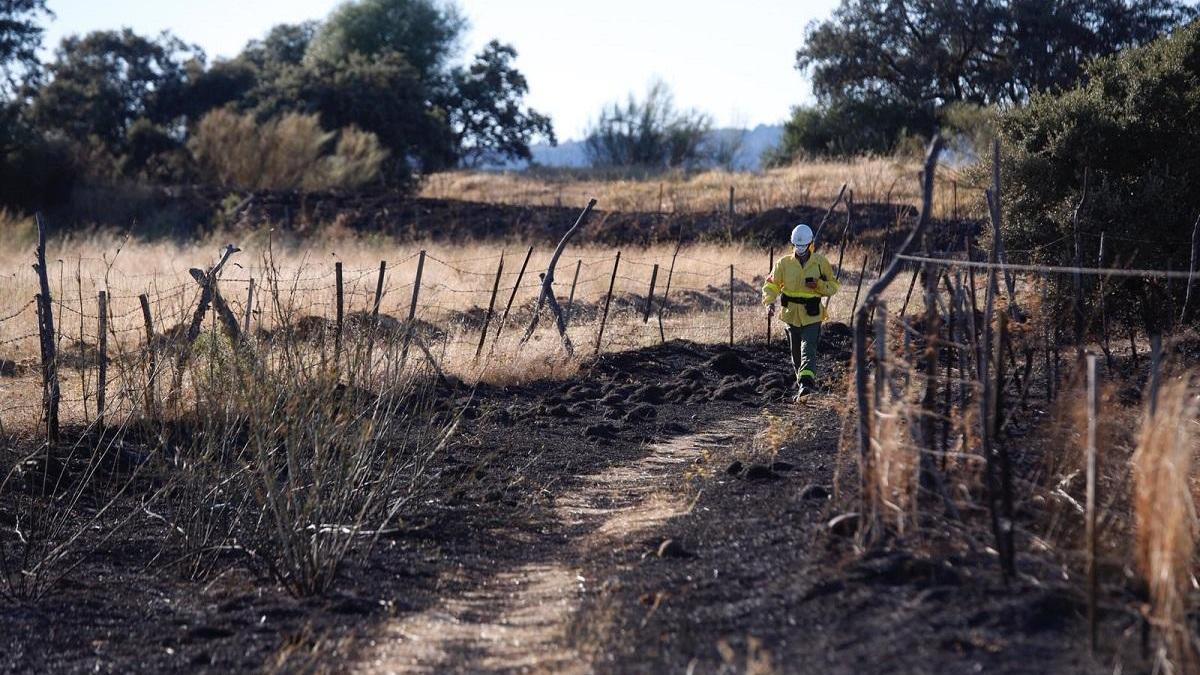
[1132,377,1199,672]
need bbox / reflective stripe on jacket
[761,251,840,327]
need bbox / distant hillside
[490,124,784,172]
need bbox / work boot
[795,374,817,400]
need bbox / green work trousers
[786,322,822,383]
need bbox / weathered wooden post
[364,260,387,373]
[399,251,426,367]
[658,240,682,344]
[494,245,534,345]
[334,262,344,364]
[564,259,582,328]
[849,255,869,324]
[1182,214,1200,324]
[33,214,59,444]
[242,277,255,340]
[139,294,157,422]
[1085,352,1100,655]
[873,302,888,408]
[643,264,659,323]
[520,200,597,355]
[475,254,505,361]
[97,290,108,427]
[596,252,620,355]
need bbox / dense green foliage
[0,0,554,210]
[999,20,1200,329]
[777,0,1196,159]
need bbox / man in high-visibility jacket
[762,223,840,400]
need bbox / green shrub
[998,20,1200,330]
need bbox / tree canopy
[998,19,1200,329]
[0,0,554,203]
[777,0,1196,159]
[0,0,51,97]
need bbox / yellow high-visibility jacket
[762,251,840,327]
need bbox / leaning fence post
[334,262,344,364]
[400,250,426,367]
[364,260,387,373]
[242,277,255,340]
[729,264,735,346]
[34,213,59,444]
[495,245,533,345]
[564,259,582,328]
[1085,352,1100,655]
[97,290,108,427]
[643,264,659,323]
[476,254,505,361]
[659,240,681,344]
[596,252,620,355]
[139,294,157,422]
[849,255,869,325]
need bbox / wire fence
[0,243,820,433]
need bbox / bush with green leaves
[584,80,712,170]
[997,20,1200,331]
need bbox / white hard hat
[790,223,814,248]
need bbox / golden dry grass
[1133,378,1200,672]
[0,223,909,435]
[421,158,983,220]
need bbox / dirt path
[359,418,758,673]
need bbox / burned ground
[0,323,1148,673]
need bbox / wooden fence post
[899,265,921,318]
[995,310,1015,576]
[476,254,505,361]
[363,260,386,373]
[596,252,620,355]
[34,214,59,444]
[139,294,157,422]
[1085,352,1100,655]
[643,264,659,323]
[729,264,735,346]
[334,262,344,364]
[727,186,735,242]
[873,302,887,408]
[658,241,681,344]
[97,290,108,427]
[243,277,255,340]
[564,259,582,328]
[849,255,869,325]
[494,245,533,345]
[400,250,427,367]
[1148,333,1163,415]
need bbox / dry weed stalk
[1133,377,1199,671]
[868,397,918,535]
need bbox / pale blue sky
[42,0,839,140]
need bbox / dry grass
[1133,377,1199,672]
[422,157,984,220]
